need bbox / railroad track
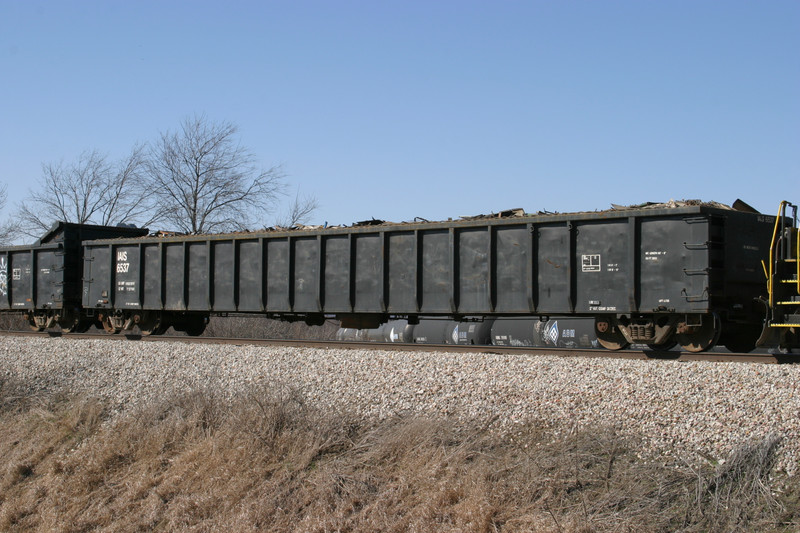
[2,330,797,364]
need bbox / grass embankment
[0,379,796,532]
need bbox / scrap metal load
[1,200,797,353]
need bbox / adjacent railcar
[492,317,598,349]
[0,223,148,331]
[340,317,595,348]
[78,202,779,352]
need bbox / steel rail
[1,330,797,364]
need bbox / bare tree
[273,189,320,228]
[0,184,19,244]
[17,147,153,239]
[146,115,286,233]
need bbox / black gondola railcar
[75,201,785,352]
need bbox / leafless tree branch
[16,149,154,239]
[12,115,308,239]
[273,190,320,228]
[145,115,287,234]
[0,184,19,245]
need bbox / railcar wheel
[138,312,170,336]
[102,315,121,334]
[723,339,755,354]
[26,313,45,332]
[675,313,721,353]
[719,325,759,354]
[183,319,207,337]
[171,315,207,337]
[58,310,82,333]
[136,312,163,336]
[595,318,630,351]
[74,321,93,333]
[597,336,630,350]
[59,319,80,333]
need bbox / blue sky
[1,1,798,231]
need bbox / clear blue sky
[1,1,798,231]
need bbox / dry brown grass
[0,378,796,532]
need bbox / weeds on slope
[0,377,796,532]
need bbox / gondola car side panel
[187,242,209,310]
[142,244,162,310]
[10,251,33,309]
[266,238,290,312]
[574,220,632,314]
[386,231,416,313]
[536,224,572,314]
[355,233,382,313]
[458,227,491,313]
[639,216,712,314]
[420,229,451,313]
[113,244,141,309]
[0,251,9,309]
[212,240,236,312]
[495,225,532,313]
[164,243,186,310]
[293,236,321,313]
[83,245,111,310]
[238,239,263,312]
[324,235,351,312]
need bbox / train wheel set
[2,200,799,353]
[24,309,208,337]
[593,313,722,352]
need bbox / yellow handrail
[796,223,799,294]
[766,201,789,308]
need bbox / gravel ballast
[1,335,798,475]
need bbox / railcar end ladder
[761,201,799,341]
